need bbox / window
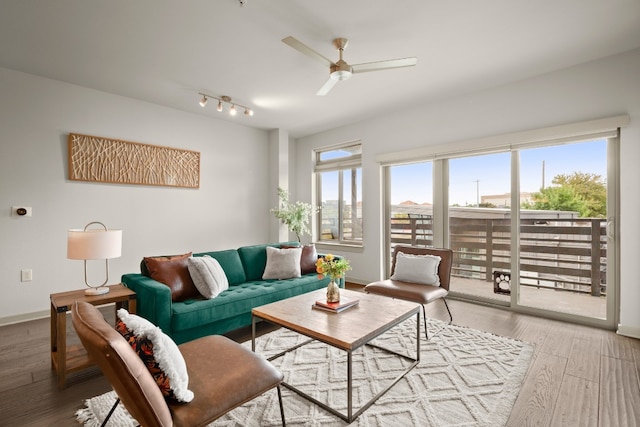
[315,142,362,245]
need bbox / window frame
[314,141,363,246]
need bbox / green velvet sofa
[121,242,343,344]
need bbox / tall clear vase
[326,279,340,303]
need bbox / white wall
[0,67,271,322]
[295,48,640,335]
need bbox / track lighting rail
[198,92,254,116]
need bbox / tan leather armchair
[71,301,285,427]
[365,246,453,339]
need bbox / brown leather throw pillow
[143,252,200,302]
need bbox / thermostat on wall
[12,206,32,217]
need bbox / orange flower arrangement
[316,253,351,282]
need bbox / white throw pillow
[262,246,302,280]
[116,309,194,403]
[187,255,229,299]
[391,251,442,286]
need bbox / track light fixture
[197,92,253,117]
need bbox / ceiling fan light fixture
[331,70,352,81]
[331,61,352,81]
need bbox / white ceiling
[1,1,639,138]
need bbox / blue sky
[391,139,607,205]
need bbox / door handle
[606,218,615,240]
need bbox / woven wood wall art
[68,133,200,188]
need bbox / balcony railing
[390,213,607,297]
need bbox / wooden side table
[50,283,136,389]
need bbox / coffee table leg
[251,314,257,352]
[347,351,353,422]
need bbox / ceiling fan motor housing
[330,60,352,80]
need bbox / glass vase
[326,279,340,303]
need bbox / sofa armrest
[121,273,173,333]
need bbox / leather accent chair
[365,246,453,339]
[71,301,285,427]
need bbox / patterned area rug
[77,318,533,426]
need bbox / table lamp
[67,221,122,295]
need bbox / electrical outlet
[21,269,33,282]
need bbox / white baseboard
[617,324,640,339]
[0,309,49,327]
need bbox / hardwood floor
[1,291,639,426]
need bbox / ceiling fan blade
[316,77,338,96]
[351,57,417,74]
[282,36,333,67]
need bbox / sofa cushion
[282,243,317,275]
[170,274,332,333]
[144,253,201,302]
[237,244,278,282]
[193,250,246,286]
[116,308,194,403]
[237,242,297,281]
[187,255,229,299]
[262,246,302,279]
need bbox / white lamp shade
[67,229,122,260]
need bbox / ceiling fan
[282,36,417,96]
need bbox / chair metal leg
[422,298,453,341]
[101,397,120,427]
[442,297,453,324]
[277,385,286,427]
[420,304,429,340]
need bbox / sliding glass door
[448,152,511,304]
[517,140,610,319]
[383,135,618,327]
[387,161,433,265]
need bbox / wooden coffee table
[251,288,420,422]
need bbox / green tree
[528,171,606,218]
[530,186,587,214]
[552,172,606,217]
